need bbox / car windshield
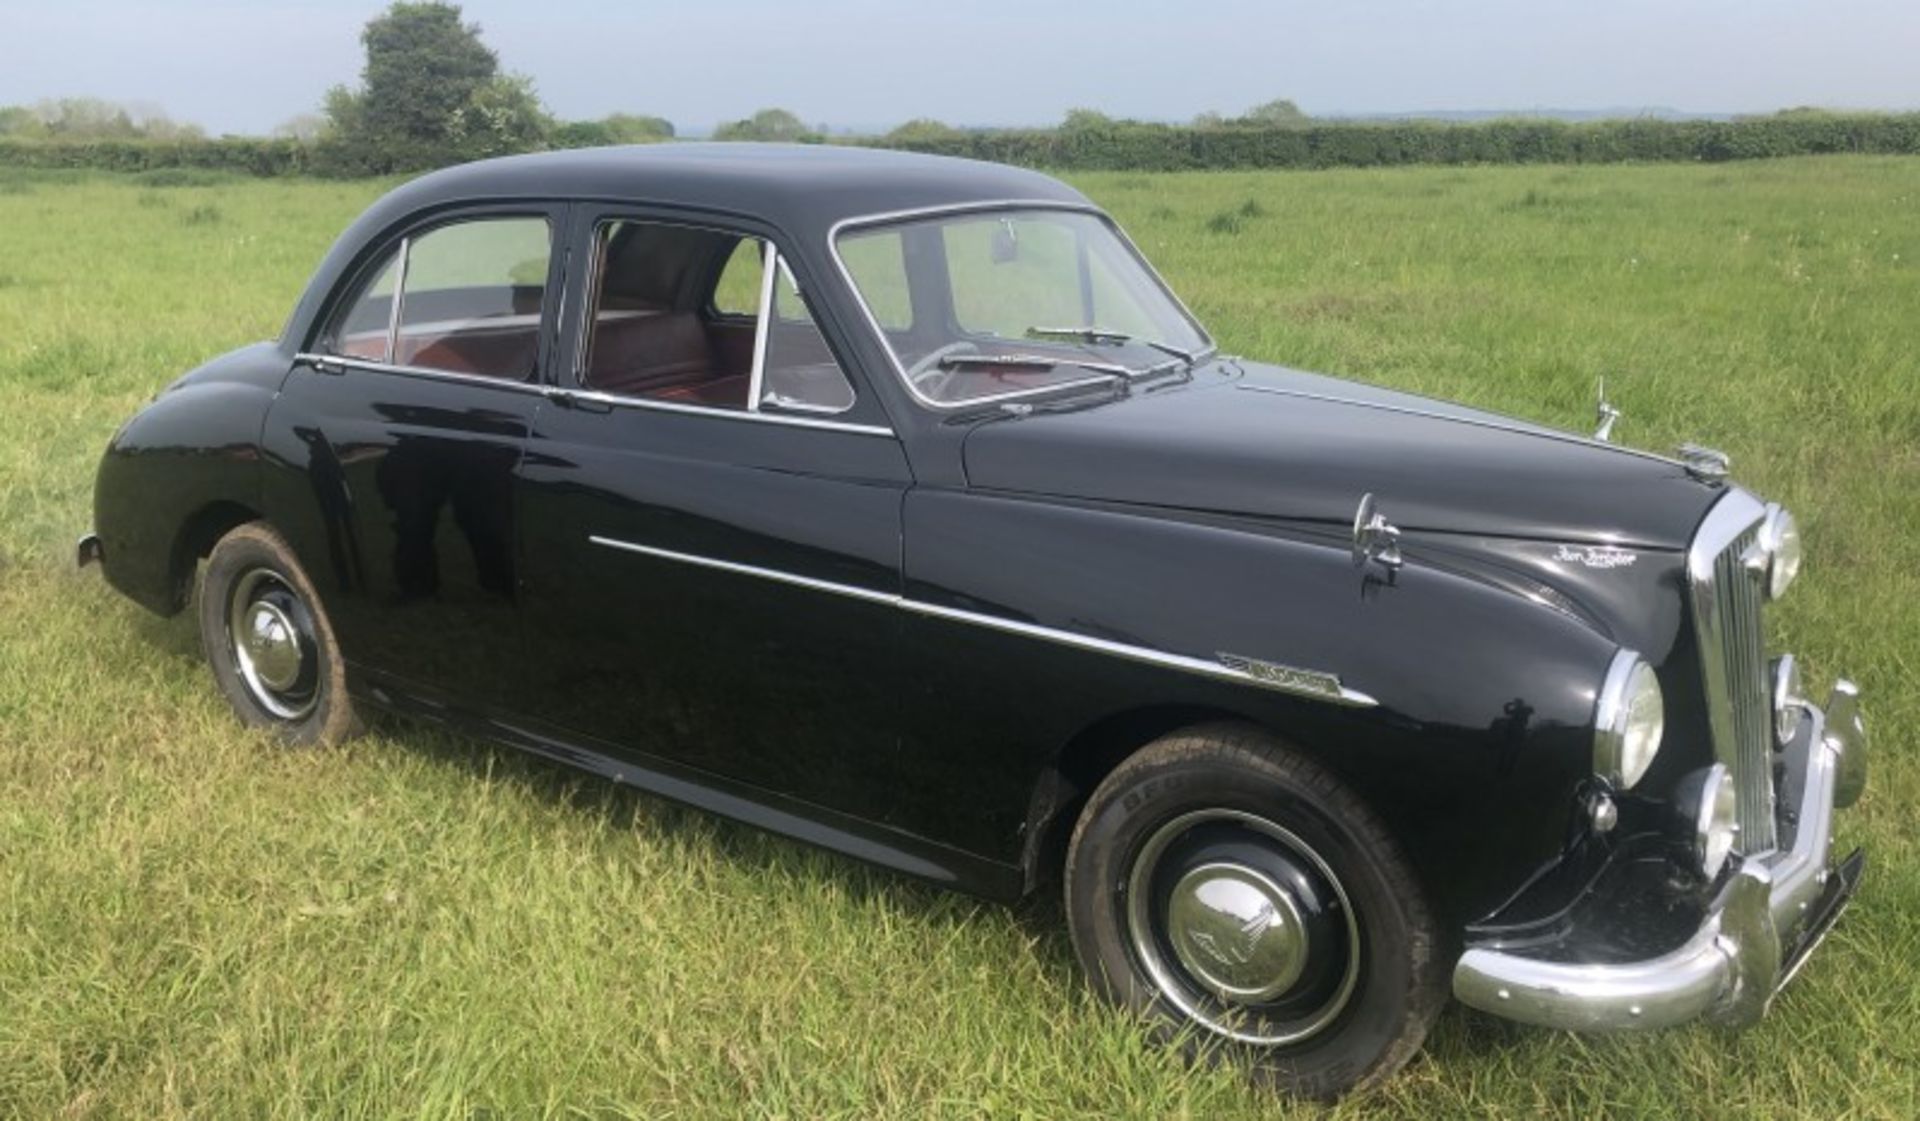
[836,208,1212,407]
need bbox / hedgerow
[1,113,1915,178]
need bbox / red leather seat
[589,313,714,396]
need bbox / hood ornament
[1593,378,1621,443]
[1352,493,1404,571]
[1676,443,1732,481]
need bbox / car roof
[377,142,1089,234]
[284,143,1092,353]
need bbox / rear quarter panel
[93,343,285,614]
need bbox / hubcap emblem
[245,602,303,691]
[1165,863,1307,1003]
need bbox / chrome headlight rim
[1594,649,1665,790]
[1755,504,1801,601]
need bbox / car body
[83,144,1869,1096]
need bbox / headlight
[1754,504,1801,600]
[1674,764,1738,880]
[1594,650,1664,789]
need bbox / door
[262,206,566,709]
[515,209,915,825]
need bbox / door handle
[544,388,611,413]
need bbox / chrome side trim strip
[1234,383,1686,469]
[586,536,900,606]
[586,534,1377,708]
[291,353,896,437]
[900,600,1374,707]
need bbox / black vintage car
[83,144,1868,1097]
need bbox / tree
[1190,110,1226,129]
[1239,98,1309,128]
[1060,107,1116,132]
[602,113,674,142]
[33,98,138,138]
[885,118,962,143]
[712,108,812,142]
[323,2,549,168]
[273,113,328,142]
[0,105,41,137]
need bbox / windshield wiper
[938,352,1140,378]
[1024,326,1202,365]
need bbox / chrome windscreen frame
[826,200,1219,413]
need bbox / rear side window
[580,216,857,417]
[710,239,763,317]
[321,215,551,380]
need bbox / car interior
[326,217,857,415]
[583,221,758,407]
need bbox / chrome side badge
[1553,544,1639,570]
[1217,653,1348,700]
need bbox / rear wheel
[1064,723,1445,1099]
[197,523,358,746]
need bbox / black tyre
[197,522,358,746]
[1064,723,1445,1099]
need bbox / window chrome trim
[826,200,1219,413]
[291,353,895,436]
[574,215,864,422]
[745,244,779,413]
[294,352,546,394]
[383,235,411,363]
[587,534,1377,708]
[563,389,894,435]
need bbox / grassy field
[2,157,1916,1118]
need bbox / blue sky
[1,0,1915,135]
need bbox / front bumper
[1452,678,1869,1031]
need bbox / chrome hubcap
[1166,862,1307,1002]
[1126,808,1360,1047]
[244,601,302,691]
[227,568,318,721]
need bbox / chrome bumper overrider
[1453,678,1869,1031]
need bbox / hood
[961,361,1722,549]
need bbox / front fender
[905,488,1623,921]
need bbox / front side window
[324,253,401,363]
[322,215,551,380]
[837,208,1211,407]
[582,218,856,416]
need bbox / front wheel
[1064,723,1445,1099]
[197,522,358,746]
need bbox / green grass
[2,157,1917,1118]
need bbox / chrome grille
[1687,492,1778,854]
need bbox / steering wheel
[905,341,979,401]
